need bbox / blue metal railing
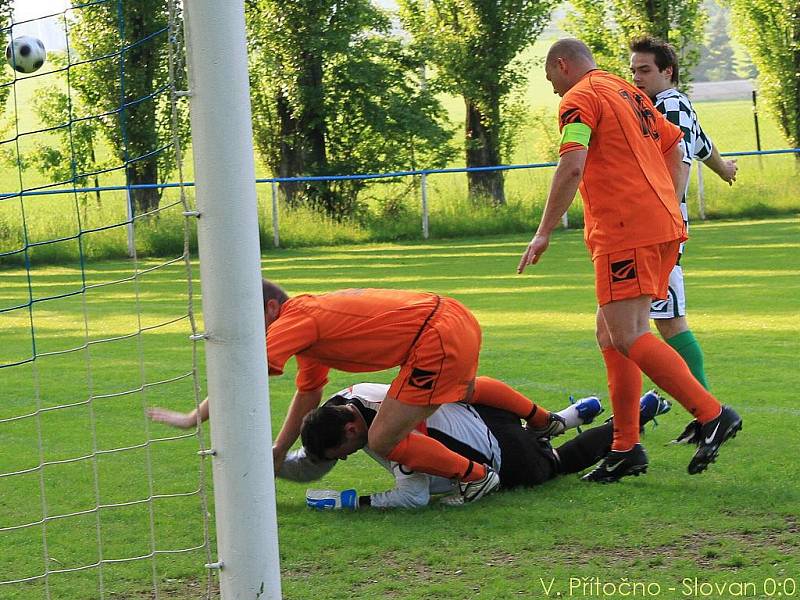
[1,148,798,200]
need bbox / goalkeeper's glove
[306,488,359,510]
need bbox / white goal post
[183,1,282,598]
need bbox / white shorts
[650,264,686,319]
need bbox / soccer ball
[5,36,47,74]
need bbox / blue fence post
[271,181,279,248]
[421,172,429,240]
[125,186,135,257]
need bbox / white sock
[556,397,601,429]
[556,404,583,429]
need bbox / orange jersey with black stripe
[266,289,440,392]
[558,70,687,258]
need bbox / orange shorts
[388,297,481,406]
[594,240,680,306]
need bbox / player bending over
[148,281,571,504]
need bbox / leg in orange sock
[387,432,486,481]
[369,394,486,482]
[628,333,721,423]
[601,347,642,451]
[471,376,551,427]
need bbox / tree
[323,35,455,218]
[566,0,707,89]
[727,0,799,155]
[247,0,455,219]
[0,1,15,110]
[693,3,737,82]
[29,82,104,214]
[65,1,187,214]
[2,53,108,211]
[0,1,14,177]
[398,0,556,205]
[247,0,337,211]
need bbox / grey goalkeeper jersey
[279,383,502,508]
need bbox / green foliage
[727,0,800,149]
[398,0,556,204]
[22,55,106,216]
[693,3,738,82]
[529,107,561,162]
[565,0,707,89]
[246,0,454,220]
[246,0,364,176]
[0,0,13,108]
[323,34,456,216]
[399,0,555,106]
[65,0,189,214]
[733,43,759,80]
[561,1,621,73]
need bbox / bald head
[546,38,596,68]
[544,38,597,97]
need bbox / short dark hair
[300,405,356,461]
[262,279,288,311]
[630,35,679,84]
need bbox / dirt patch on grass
[343,549,521,597]
[121,519,799,598]
[555,516,800,570]
[118,576,219,599]
[784,516,799,534]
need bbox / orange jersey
[266,289,441,392]
[558,70,687,258]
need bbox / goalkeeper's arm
[279,448,336,482]
[306,466,432,510]
[368,466,431,508]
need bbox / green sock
[666,330,709,390]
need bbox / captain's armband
[559,122,592,149]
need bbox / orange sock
[386,432,487,481]
[472,376,551,427]
[602,347,642,451]
[628,333,721,423]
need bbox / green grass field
[1,217,798,599]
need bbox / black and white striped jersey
[653,88,714,203]
[653,87,714,256]
[654,88,713,171]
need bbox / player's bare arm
[703,146,737,184]
[518,148,587,273]
[664,142,689,204]
[273,387,325,472]
[147,396,210,429]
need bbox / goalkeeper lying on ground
[287,377,670,509]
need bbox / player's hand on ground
[146,407,196,429]
[720,159,737,185]
[306,489,359,510]
[272,444,288,475]
[517,234,549,273]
